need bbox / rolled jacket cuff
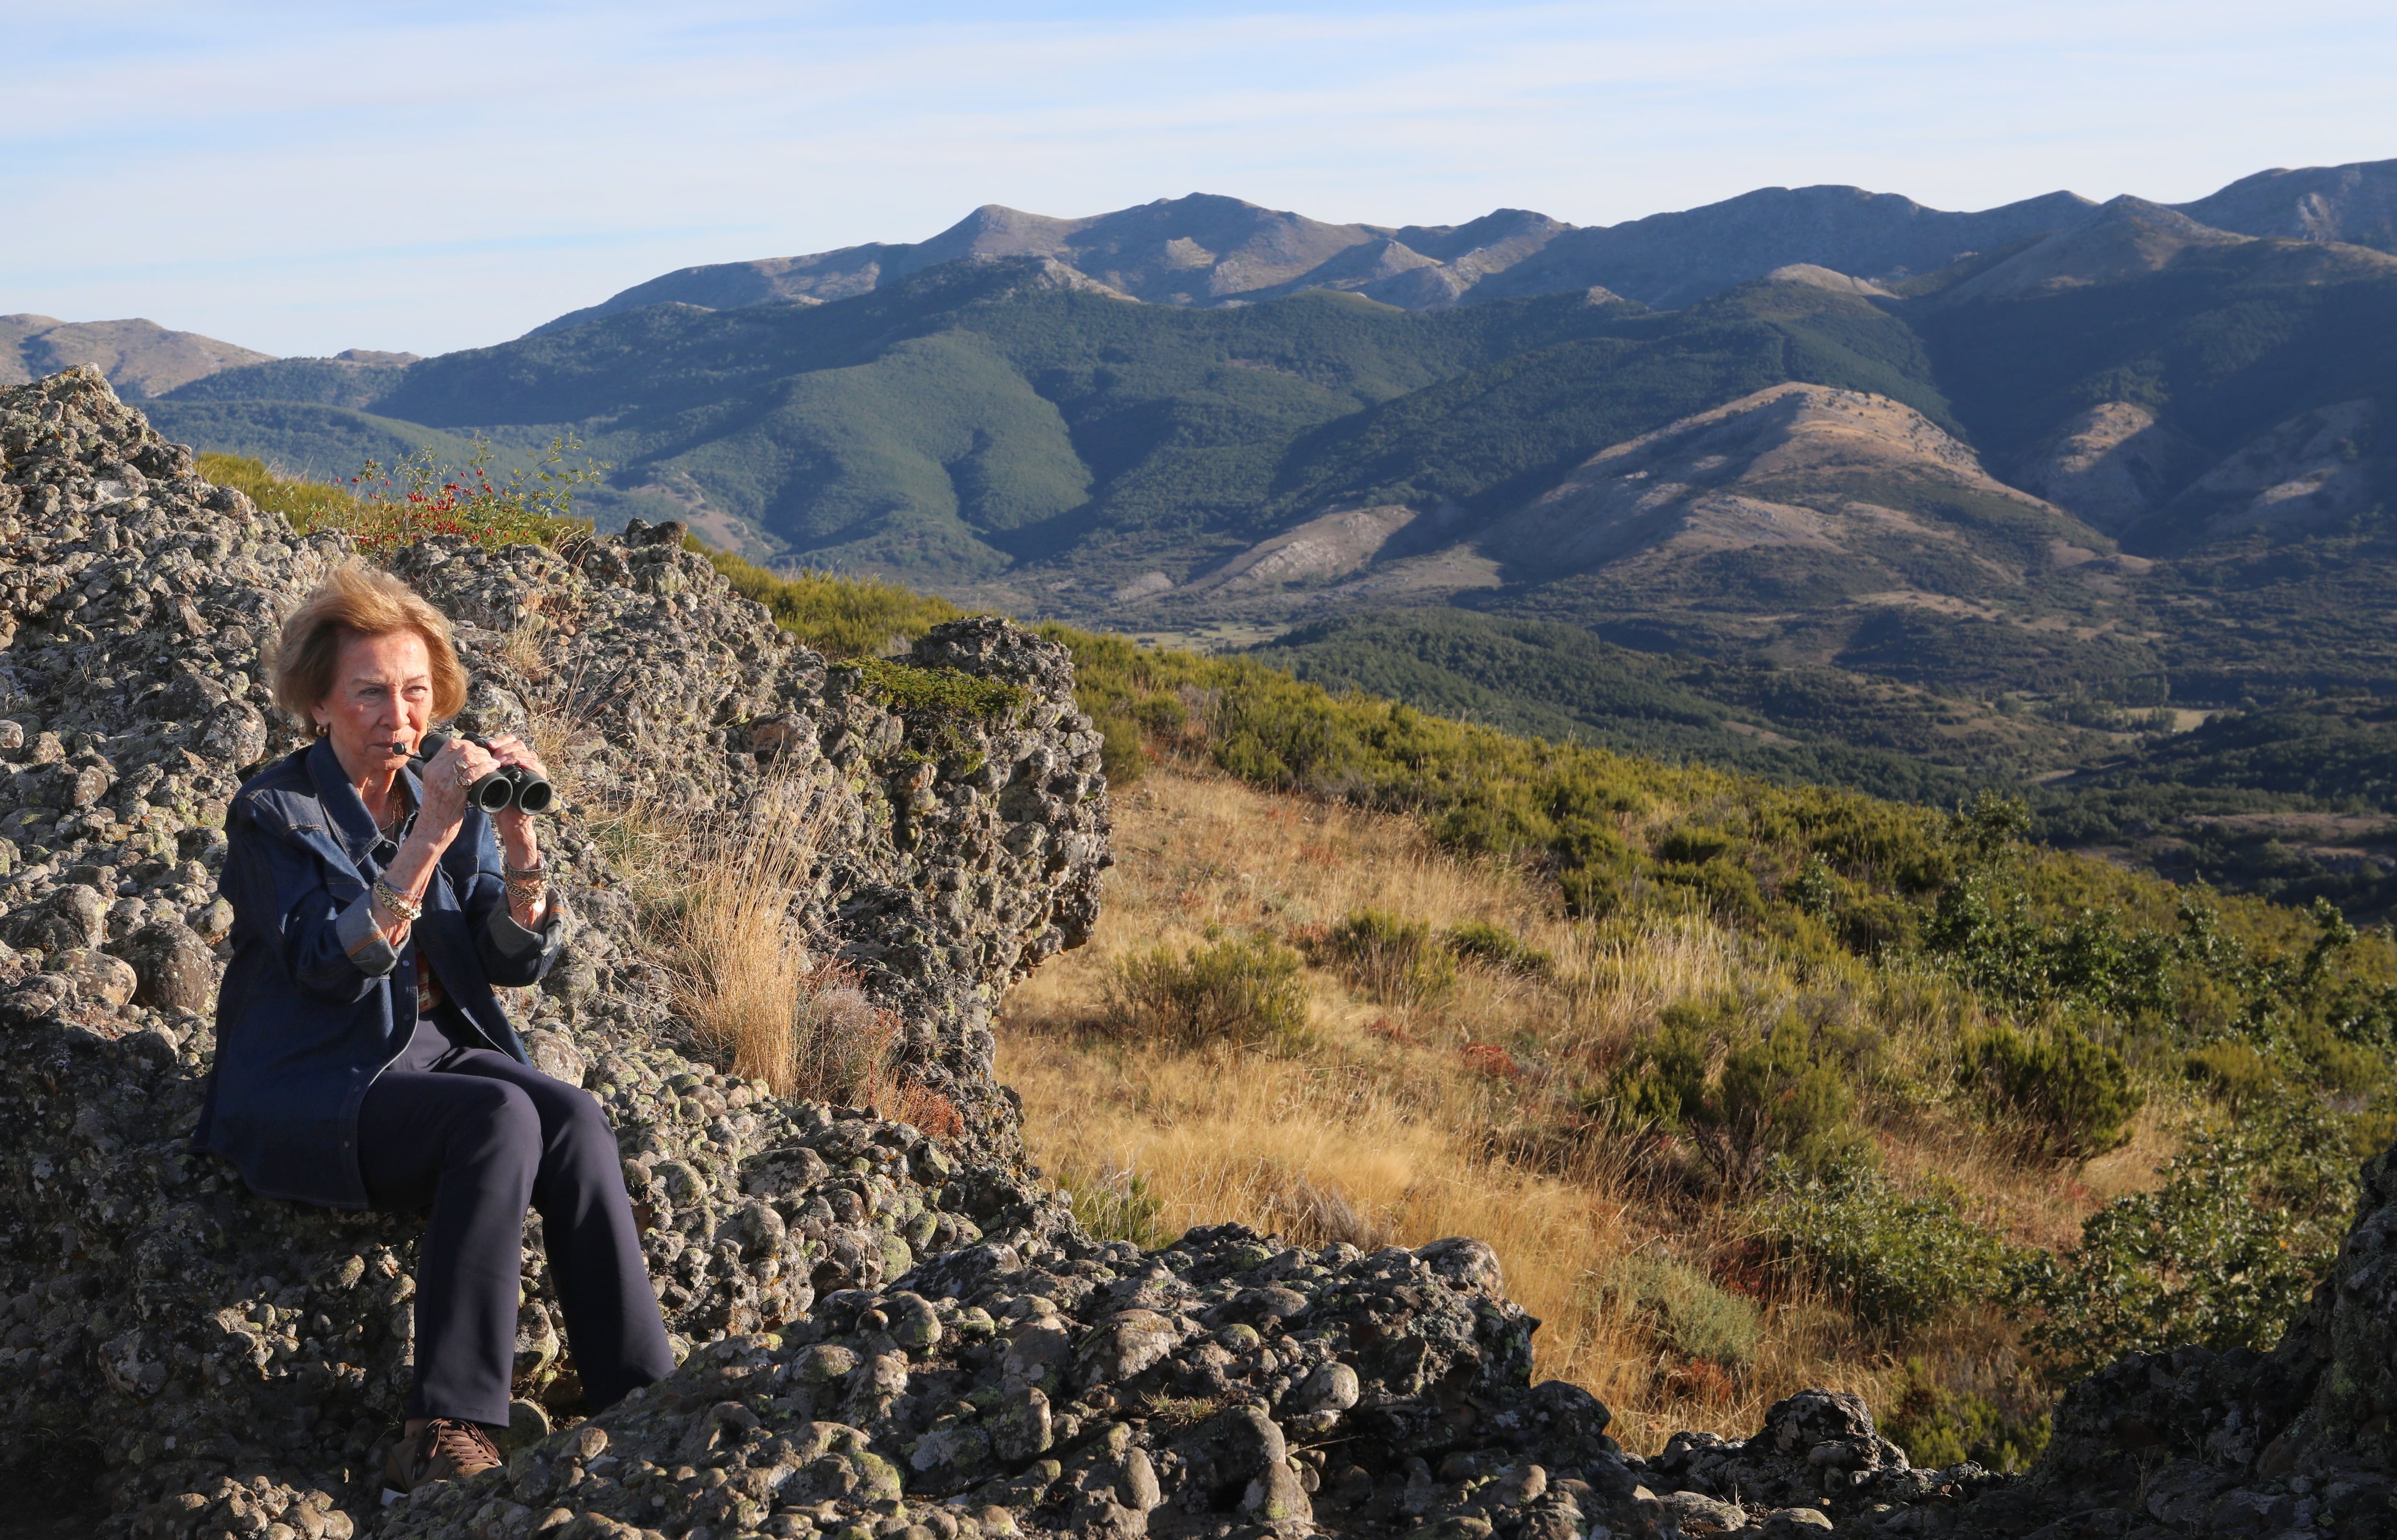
[335,895,399,975]
[488,898,569,962]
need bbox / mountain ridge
[524,157,2397,337]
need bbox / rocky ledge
[3,368,2396,1540]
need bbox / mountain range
[24,155,2397,911]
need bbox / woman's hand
[414,735,494,847]
[371,735,505,938]
[481,733,550,928]
[479,733,548,865]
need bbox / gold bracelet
[505,862,547,910]
[372,879,423,925]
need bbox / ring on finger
[454,760,475,789]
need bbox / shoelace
[423,1418,498,1474]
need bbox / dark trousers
[358,1039,675,1427]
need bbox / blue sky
[4,0,2393,358]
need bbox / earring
[314,721,329,738]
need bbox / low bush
[698,546,964,659]
[2184,1041,2279,1114]
[1652,853,1770,926]
[1958,1021,2143,1160]
[1444,920,1553,977]
[1593,1252,1762,1371]
[2016,1096,2360,1380]
[353,437,600,553]
[1326,909,1457,1007]
[198,453,359,528]
[1758,1164,2019,1331]
[1656,824,1738,865]
[1056,1160,1177,1250]
[1098,715,1148,787]
[1108,934,1311,1051]
[204,440,601,555]
[1607,1000,1866,1191]
[1881,1358,2052,1473]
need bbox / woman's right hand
[382,735,506,920]
[414,734,500,848]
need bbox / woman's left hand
[480,733,548,856]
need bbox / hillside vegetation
[611,532,2397,1456]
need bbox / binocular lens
[512,778,556,814]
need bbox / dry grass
[998,762,2168,1451]
[581,766,908,1110]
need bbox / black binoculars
[414,730,555,815]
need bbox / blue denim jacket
[194,738,567,1208]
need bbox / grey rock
[110,919,214,1012]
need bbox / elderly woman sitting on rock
[192,563,674,1495]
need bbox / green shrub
[1444,920,1553,977]
[2184,1041,2279,1114]
[1784,856,1838,919]
[1327,909,1457,1007]
[1881,1358,2052,1473]
[348,436,599,553]
[1593,1253,1761,1370]
[1958,1021,2142,1160]
[2016,1097,2360,1380]
[1654,853,1769,926]
[198,452,359,528]
[701,548,964,658]
[852,658,1029,722]
[1835,891,1920,956]
[1057,1160,1176,1249]
[1607,1000,1866,1191]
[204,443,598,554]
[1559,864,1628,920]
[1108,934,1311,1051]
[1656,824,1738,865]
[1758,1164,2019,1330]
[1097,715,1147,787]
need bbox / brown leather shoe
[384,1417,503,1494]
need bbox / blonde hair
[269,562,467,726]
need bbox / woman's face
[315,628,435,782]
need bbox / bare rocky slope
[3,369,2396,1540]
[0,318,273,400]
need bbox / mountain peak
[2173,157,2397,248]
[1938,195,2251,301]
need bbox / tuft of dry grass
[999,762,2171,1451]
[597,772,909,1111]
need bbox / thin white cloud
[2,0,2392,354]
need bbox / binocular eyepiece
[414,730,556,815]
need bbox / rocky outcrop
[0,366,1113,1534]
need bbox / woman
[194,563,675,1494]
